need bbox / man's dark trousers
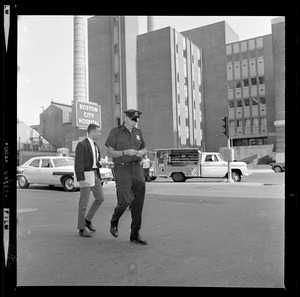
[111,163,145,237]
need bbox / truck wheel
[274,166,282,173]
[171,172,186,182]
[62,176,75,192]
[18,176,29,188]
[232,171,241,182]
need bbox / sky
[17,15,279,126]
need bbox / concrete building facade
[271,17,285,161]
[88,15,139,153]
[177,21,239,151]
[137,27,204,152]
[225,35,275,147]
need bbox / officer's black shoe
[110,225,118,238]
[130,235,148,245]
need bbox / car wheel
[171,172,186,182]
[18,175,30,188]
[62,176,75,192]
[232,171,241,182]
[274,166,282,173]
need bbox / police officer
[105,109,147,245]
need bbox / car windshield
[52,158,74,167]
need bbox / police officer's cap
[124,109,142,118]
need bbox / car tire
[274,166,282,173]
[62,176,75,192]
[18,175,30,188]
[231,171,241,182]
[171,172,186,182]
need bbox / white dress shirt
[87,136,98,169]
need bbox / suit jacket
[75,138,101,182]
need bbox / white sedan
[17,156,113,192]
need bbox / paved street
[12,170,284,287]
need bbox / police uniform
[105,109,147,244]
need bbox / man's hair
[87,124,100,134]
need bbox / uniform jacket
[105,124,145,164]
[75,138,101,182]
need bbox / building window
[249,50,256,59]
[244,98,250,106]
[259,96,266,104]
[228,100,234,108]
[257,48,263,57]
[241,52,248,60]
[236,99,242,107]
[234,54,240,62]
[259,76,265,84]
[227,55,233,62]
[251,97,258,105]
[242,139,249,146]
[251,77,257,86]
[236,80,242,88]
[243,79,249,87]
[113,25,119,45]
[114,44,119,54]
[249,139,256,145]
[114,54,119,73]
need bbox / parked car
[270,162,285,173]
[17,156,113,192]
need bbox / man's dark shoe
[85,219,96,232]
[79,229,92,237]
[110,225,118,238]
[130,235,147,245]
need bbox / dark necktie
[94,142,98,162]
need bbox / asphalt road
[12,170,284,287]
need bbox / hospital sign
[76,100,101,130]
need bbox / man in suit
[75,124,105,238]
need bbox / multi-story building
[137,27,204,152]
[271,17,285,162]
[182,18,284,160]
[225,35,275,147]
[88,15,139,153]
[34,17,284,162]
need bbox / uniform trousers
[77,172,104,230]
[111,163,146,238]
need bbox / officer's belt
[115,161,140,165]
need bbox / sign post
[75,100,101,130]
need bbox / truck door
[213,154,228,177]
[201,154,218,177]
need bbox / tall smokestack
[147,16,155,32]
[73,16,87,102]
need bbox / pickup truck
[153,148,249,182]
[270,162,285,173]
